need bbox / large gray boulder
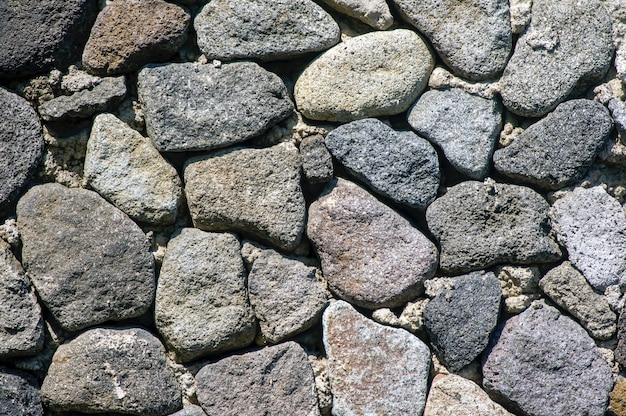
[0,366,43,416]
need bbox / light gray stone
[294,29,434,122]
[321,0,393,29]
[407,88,502,179]
[169,405,206,416]
[300,134,333,185]
[609,98,626,141]
[0,366,43,416]
[323,300,431,416]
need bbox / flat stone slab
[321,0,393,29]
[0,366,43,416]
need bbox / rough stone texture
[38,76,127,121]
[325,118,440,210]
[155,229,256,362]
[184,142,305,251]
[424,271,501,371]
[169,405,207,416]
[248,249,327,344]
[392,0,511,80]
[138,62,294,152]
[510,0,532,34]
[494,100,613,189]
[550,186,626,291]
[483,302,613,416]
[42,327,182,415]
[195,342,320,416]
[195,0,340,62]
[321,0,393,29]
[610,98,626,141]
[615,307,626,367]
[85,113,182,225]
[407,88,502,179]
[372,299,429,334]
[496,265,541,314]
[426,180,561,273]
[0,0,98,78]
[300,134,333,185]
[307,178,438,309]
[0,366,44,416]
[17,183,155,332]
[540,262,617,340]
[424,374,513,416]
[83,0,190,75]
[294,29,434,122]
[499,0,613,116]
[0,88,44,208]
[610,379,626,416]
[323,301,431,416]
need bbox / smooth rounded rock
[321,0,393,29]
[0,366,43,416]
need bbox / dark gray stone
[17,183,155,332]
[300,134,333,185]
[138,62,294,152]
[493,100,613,190]
[325,118,440,210]
[424,271,501,372]
[615,305,626,368]
[0,366,43,416]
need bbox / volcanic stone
[613,305,626,368]
[0,366,43,416]
[300,134,334,185]
[610,380,626,416]
[169,405,207,416]
[321,0,393,29]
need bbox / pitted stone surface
[300,134,334,185]
[321,0,393,29]
[0,366,44,416]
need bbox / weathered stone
[407,88,502,179]
[294,29,434,122]
[0,366,43,416]
[499,0,613,116]
[483,302,613,416]
[495,265,541,314]
[83,0,190,75]
[610,98,626,141]
[323,301,431,415]
[614,306,626,367]
[196,342,320,416]
[155,229,256,362]
[392,0,511,80]
[184,142,305,251]
[494,100,613,189]
[85,113,182,225]
[308,178,438,309]
[300,134,333,185]
[321,0,393,29]
[610,379,626,416]
[169,405,207,416]
[138,62,294,152]
[17,184,155,332]
[325,118,440,210]
[426,180,561,273]
[42,327,182,415]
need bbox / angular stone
[85,113,182,225]
[550,186,626,291]
[294,29,434,122]
[17,184,155,332]
[392,0,512,80]
[325,118,440,210]
[0,366,43,416]
[83,0,190,75]
[321,0,393,29]
[499,0,613,116]
[614,307,626,367]
[196,342,319,416]
[424,271,501,371]
[483,302,613,416]
[407,88,502,179]
[184,142,305,251]
[300,134,333,185]
[494,100,613,190]
[308,178,438,309]
[138,62,293,152]
[42,327,182,415]
[323,301,431,416]
[155,229,256,362]
[195,0,339,62]
[426,181,561,273]
[609,98,626,141]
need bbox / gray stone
[325,118,440,210]
[0,366,43,416]
[499,0,613,116]
[0,88,44,208]
[540,262,617,340]
[307,178,438,309]
[17,183,155,332]
[184,142,305,251]
[407,88,502,179]
[300,134,333,185]
[248,249,327,344]
[84,113,182,225]
[294,29,434,122]
[483,302,613,416]
[321,0,393,29]
[42,327,182,415]
[169,405,206,416]
[0,0,98,78]
[550,186,626,291]
[616,306,626,367]
[155,229,256,362]
[195,0,339,62]
[609,98,626,141]
[138,62,294,152]
[392,0,512,80]
[424,271,501,371]
[426,180,561,273]
[196,342,320,416]
[323,300,431,416]
[83,0,190,75]
[494,99,613,190]
[38,76,127,121]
